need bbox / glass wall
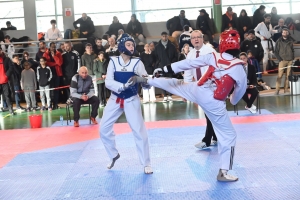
[0,0,25,30]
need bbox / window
[0,1,25,30]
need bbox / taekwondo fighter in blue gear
[99,33,153,174]
[129,30,247,181]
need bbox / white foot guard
[144,166,153,174]
[217,169,238,182]
[107,153,120,169]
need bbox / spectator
[81,43,97,96]
[37,57,52,111]
[43,42,63,110]
[179,25,193,51]
[21,51,39,73]
[240,30,264,64]
[238,9,252,41]
[70,66,99,127]
[21,61,37,112]
[11,54,24,112]
[45,19,63,41]
[253,5,266,28]
[35,41,47,62]
[149,42,156,52]
[274,28,295,95]
[0,48,14,115]
[57,43,65,53]
[178,43,190,61]
[239,52,258,114]
[140,43,156,103]
[1,35,15,59]
[196,9,214,43]
[73,13,95,41]
[126,14,145,44]
[117,29,124,40]
[244,32,249,41]
[273,19,288,42]
[6,21,17,30]
[153,32,178,102]
[106,16,124,38]
[247,50,262,79]
[221,7,238,32]
[93,38,105,55]
[254,14,277,74]
[62,41,81,100]
[93,51,107,107]
[106,37,119,57]
[167,10,191,40]
[270,7,281,28]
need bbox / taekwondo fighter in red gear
[99,33,153,174]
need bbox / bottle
[60,116,63,126]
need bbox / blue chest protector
[111,57,140,99]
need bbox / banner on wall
[65,8,72,17]
[214,0,220,5]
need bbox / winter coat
[221,12,238,31]
[81,52,97,76]
[73,16,95,38]
[93,59,107,84]
[167,16,191,35]
[106,22,124,37]
[126,20,144,36]
[275,36,295,61]
[43,49,63,77]
[240,38,264,62]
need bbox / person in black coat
[252,5,266,28]
[240,29,264,63]
[106,16,124,38]
[166,10,191,39]
[126,14,145,44]
[221,7,238,32]
[270,7,281,28]
[239,52,259,114]
[196,9,214,43]
[73,13,95,39]
[238,9,252,41]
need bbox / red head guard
[219,30,240,53]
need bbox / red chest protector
[0,57,8,84]
[197,52,244,101]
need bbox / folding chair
[65,98,91,125]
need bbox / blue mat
[1,120,300,200]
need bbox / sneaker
[211,140,218,146]
[16,107,24,112]
[25,107,31,112]
[90,117,98,125]
[245,105,257,114]
[41,106,46,111]
[162,97,168,102]
[217,169,238,182]
[194,141,208,149]
[74,121,79,127]
[251,104,257,110]
[32,107,37,112]
[167,96,173,101]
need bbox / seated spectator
[196,9,214,44]
[106,16,124,38]
[270,7,280,28]
[21,51,39,73]
[1,35,15,59]
[167,10,191,40]
[105,37,119,57]
[239,52,258,114]
[117,29,124,40]
[93,51,107,107]
[253,5,266,28]
[21,61,37,112]
[179,25,193,51]
[11,54,24,112]
[238,9,252,41]
[93,38,105,55]
[247,50,262,80]
[37,57,52,111]
[45,19,63,41]
[273,19,288,42]
[140,43,156,103]
[222,7,238,32]
[35,41,47,62]
[73,13,95,41]
[6,21,17,30]
[178,43,190,61]
[126,14,145,44]
[70,66,99,127]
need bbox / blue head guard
[117,33,136,56]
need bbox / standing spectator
[179,25,193,51]
[45,19,63,41]
[93,38,105,55]
[273,19,288,42]
[149,42,156,52]
[221,7,238,32]
[178,43,190,61]
[73,13,95,43]
[37,57,52,111]
[167,10,191,40]
[57,43,65,53]
[270,7,281,28]
[62,41,81,100]
[21,61,37,112]
[70,66,99,127]
[238,9,252,41]
[11,54,24,111]
[43,42,63,110]
[274,28,295,95]
[153,32,178,102]
[196,9,214,44]
[0,48,14,115]
[5,21,17,30]
[93,51,107,107]
[106,37,119,57]
[126,14,145,44]
[140,43,156,103]
[106,16,124,38]
[1,35,15,59]
[35,41,47,62]
[240,30,264,64]
[21,51,39,73]
[254,14,278,74]
[81,43,97,96]
[239,52,259,114]
[253,5,266,28]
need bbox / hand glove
[129,76,148,85]
[153,68,164,78]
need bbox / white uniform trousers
[261,40,275,72]
[100,94,151,167]
[148,78,236,170]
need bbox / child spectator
[247,50,262,79]
[21,61,37,111]
[37,57,52,111]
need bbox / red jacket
[43,50,63,77]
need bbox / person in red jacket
[43,42,63,109]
